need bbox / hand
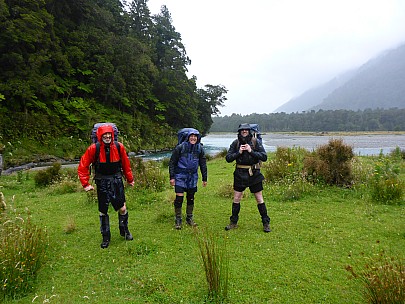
[170,179,175,186]
[202,181,207,187]
[84,184,94,192]
[240,144,251,153]
[128,181,135,187]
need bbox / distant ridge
[274,43,405,113]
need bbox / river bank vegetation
[1,140,404,303]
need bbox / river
[143,132,405,160]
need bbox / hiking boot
[263,223,271,233]
[186,216,197,227]
[225,222,238,231]
[175,217,182,230]
[101,232,110,249]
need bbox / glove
[84,184,94,192]
[129,181,135,187]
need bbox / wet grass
[0,156,404,303]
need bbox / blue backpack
[177,128,202,155]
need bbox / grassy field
[0,155,404,303]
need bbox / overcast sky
[147,0,405,116]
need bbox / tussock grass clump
[0,192,5,212]
[63,216,76,234]
[346,252,405,304]
[0,203,48,300]
[216,182,235,199]
[303,138,354,186]
[212,148,228,159]
[195,228,229,303]
[131,158,166,191]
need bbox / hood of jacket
[187,128,201,143]
[96,124,114,143]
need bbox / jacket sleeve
[168,145,181,179]
[225,139,240,163]
[77,144,96,187]
[118,143,134,183]
[199,148,208,182]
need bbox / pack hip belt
[236,164,260,169]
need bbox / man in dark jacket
[225,123,271,232]
[169,128,207,229]
[78,124,135,248]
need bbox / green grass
[0,156,404,303]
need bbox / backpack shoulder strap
[252,137,257,149]
[94,142,100,164]
[115,141,121,157]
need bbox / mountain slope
[275,43,405,113]
[274,69,356,113]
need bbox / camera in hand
[240,137,247,145]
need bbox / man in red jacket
[78,124,135,248]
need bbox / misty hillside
[275,43,405,113]
[274,69,357,112]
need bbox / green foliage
[0,203,48,300]
[346,252,405,304]
[0,0,221,154]
[34,162,62,187]
[303,138,354,186]
[370,156,404,204]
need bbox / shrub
[389,146,405,160]
[303,138,354,186]
[346,252,405,304]
[0,204,48,300]
[34,162,62,187]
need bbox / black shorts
[175,185,197,194]
[96,176,126,214]
[234,181,263,193]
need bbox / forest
[1,0,404,161]
[0,0,226,152]
[210,108,405,133]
